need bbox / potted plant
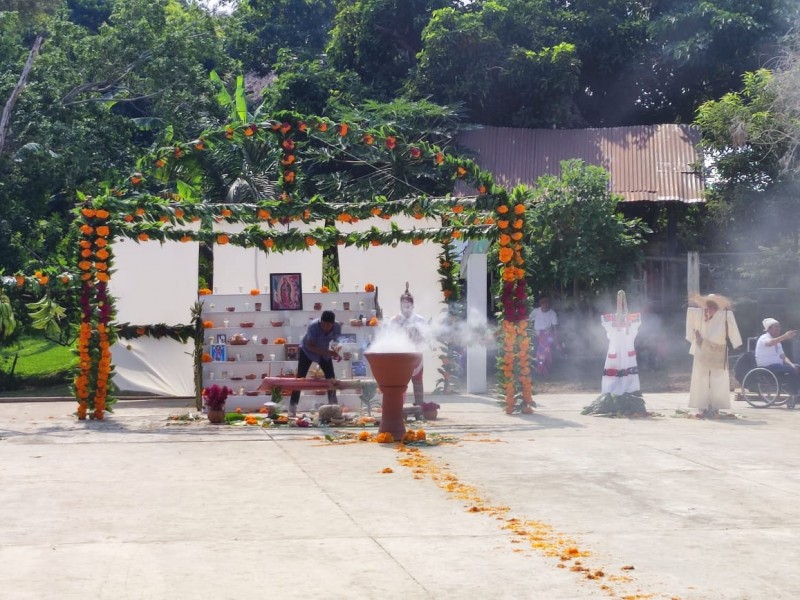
[420,401,440,420]
[203,384,231,424]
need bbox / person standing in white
[530,296,559,375]
[686,294,742,415]
[391,283,427,405]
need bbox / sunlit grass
[0,335,75,382]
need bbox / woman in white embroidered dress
[686,294,742,415]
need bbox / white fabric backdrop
[109,237,199,396]
[338,216,444,391]
[212,222,323,294]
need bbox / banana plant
[25,295,66,340]
[0,292,16,342]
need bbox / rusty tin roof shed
[457,124,704,203]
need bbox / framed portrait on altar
[215,333,227,344]
[284,343,300,361]
[210,344,227,362]
[351,360,367,377]
[270,272,303,311]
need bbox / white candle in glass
[269,353,276,361]
[223,319,229,328]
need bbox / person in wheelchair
[755,318,800,394]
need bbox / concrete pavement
[1,391,799,599]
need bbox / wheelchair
[733,351,798,409]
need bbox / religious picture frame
[284,343,300,361]
[270,272,303,311]
[215,333,227,345]
[351,360,367,377]
[210,344,227,363]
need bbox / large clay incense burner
[365,351,422,440]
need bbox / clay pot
[256,354,264,362]
[422,409,438,421]
[314,302,322,310]
[207,408,225,424]
[343,301,350,310]
[365,351,422,441]
[255,302,262,311]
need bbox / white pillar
[466,252,488,393]
[687,251,700,297]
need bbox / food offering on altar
[229,333,249,345]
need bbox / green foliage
[525,160,649,301]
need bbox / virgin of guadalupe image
[274,276,299,309]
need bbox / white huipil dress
[601,312,641,394]
[686,307,743,410]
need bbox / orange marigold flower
[258,209,270,220]
[282,139,295,151]
[456,166,467,177]
[451,231,462,239]
[95,209,110,220]
[81,249,92,258]
[135,208,146,216]
[38,275,49,285]
[497,220,509,230]
[371,207,382,216]
[130,173,142,185]
[173,147,183,158]
[412,238,423,245]
[497,205,509,214]
[95,238,107,247]
[443,289,453,298]
[484,216,495,225]
[96,249,110,260]
[174,209,184,219]
[96,225,110,237]
[284,171,295,183]
[305,236,316,246]
[514,204,526,214]
[221,208,232,217]
[358,430,370,441]
[511,232,523,241]
[79,240,92,249]
[159,215,170,223]
[478,185,487,194]
[409,147,421,159]
[339,122,349,136]
[499,248,514,263]
[320,286,330,293]
[513,219,523,229]
[370,239,381,246]
[217,234,229,245]
[225,127,234,139]
[155,158,166,168]
[362,133,374,145]
[263,238,274,249]
[244,126,254,136]
[81,208,96,218]
[80,224,94,235]
[364,283,375,292]
[452,205,464,214]
[280,122,292,134]
[298,121,307,132]
[434,152,444,165]
[336,213,352,223]
[202,352,212,363]
[385,136,396,150]
[96,272,110,282]
[179,235,193,243]
[499,234,511,246]
[318,122,328,132]
[250,289,260,296]
[281,154,295,166]
[60,275,69,284]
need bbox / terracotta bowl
[240,322,254,328]
[245,391,259,396]
[245,374,257,380]
[270,320,284,327]
[226,307,235,312]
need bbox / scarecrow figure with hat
[686,294,742,416]
[391,282,427,405]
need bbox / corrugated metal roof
[456,124,704,203]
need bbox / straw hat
[689,293,733,310]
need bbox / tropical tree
[525,159,649,301]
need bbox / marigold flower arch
[73,112,532,419]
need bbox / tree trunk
[0,34,44,156]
